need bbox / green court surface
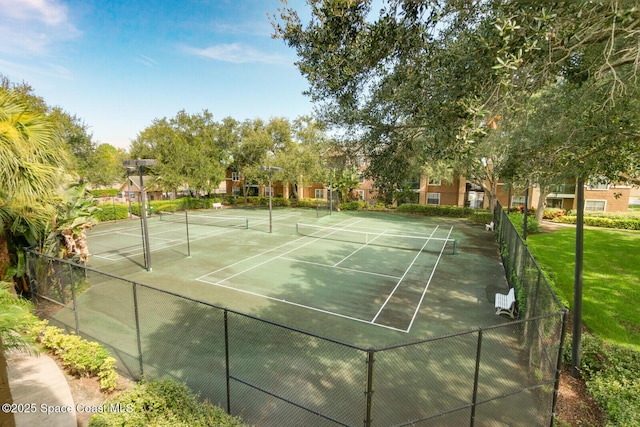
[85,207,508,347]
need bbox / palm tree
[0,89,69,283]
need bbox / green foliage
[554,215,640,230]
[466,210,494,224]
[94,203,130,222]
[88,378,246,427]
[35,322,118,391]
[507,212,540,236]
[0,281,39,352]
[543,208,566,220]
[396,203,474,217]
[562,334,640,426]
[88,189,120,197]
[292,198,322,208]
[242,196,290,207]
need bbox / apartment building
[224,168,633,213]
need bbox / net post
[295,223,299,235]
[453,239,457,255]
[245,218,249,230]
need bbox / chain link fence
[25,210,566,426]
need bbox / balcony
[548,184,576,198]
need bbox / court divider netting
[159,210,249,230]
[295,223,457,254]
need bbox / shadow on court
[35,208,561,426]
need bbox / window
[585,200,606,212]
[587,177,609,190]
[511,196,525,207]
[315,189,325,199]
[232,171,239,181]
[428,178,441,186]
[546,198,563,209]
[426,192,440,205]
[232,186,241,196]
[356,190,364,200]
[265,186,273,197]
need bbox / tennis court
[85,207,507,345]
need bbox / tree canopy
[272,0,640,203]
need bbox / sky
[0,0,313,150]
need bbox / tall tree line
[271,0,640,206]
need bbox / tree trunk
[0,335,16,427]
[0,231,10,284]
[536,186,549,222]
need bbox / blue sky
[0,0,313,149]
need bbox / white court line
[92,225,241,261]
[278,256,402,280]
[196,218,446,333]
[333,230,387,267]
[197,218,366,283]
[195,217,363,280]
[405,227,454,332]
[371,226,441,324]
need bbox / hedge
[89,378,246,427]
[554,215,640,230]
[396,203,474,217]
[94,203,130,222]
[30,321,118,391]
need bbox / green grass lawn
[527,228,640,349]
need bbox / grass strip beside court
[527,228,640,349]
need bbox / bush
[396,204,474,217]
[339,201,364,211]
[94,203,130,222]
[543,208,567,220]
[88,189,120,198]
[508,212,541,235]
[88,378,246,427]
[33,321,118,391]
[554,215,640,230]
[292,198,322,208]
[563,334,640,426]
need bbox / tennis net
[295,223,457,254]
[159,211,249,229]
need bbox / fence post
[67,264,80,334]
[364,348,375,427]
[132,282,144,378]
[470,328,483,427]
[224,309,231,414]
[550,310,569,427]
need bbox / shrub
[508,212,540,235]
[0,281,40,352]
[88,378,246,427]
[34,322,118,391]
[543,208,567,220]
[339,201,364,211]
[94,203,130,222]
[396,204,474,217]
[293,198,321,208]
[563,334,640,426]
[554,215,640,230]
[88,189,120,198]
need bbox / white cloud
[0,0,67,25]
[136,55,159,68]
[183,43,288,65]
[0,0,81,55]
